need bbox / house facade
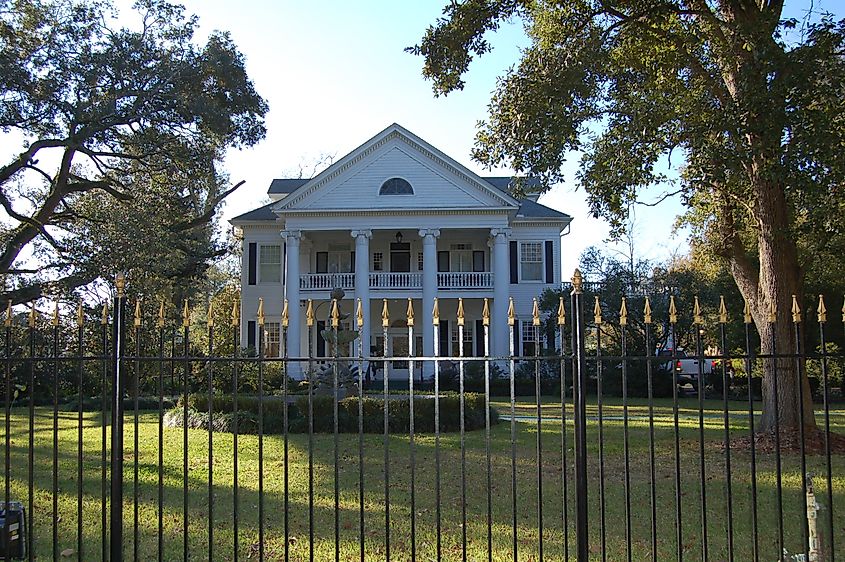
[230,124,572,378]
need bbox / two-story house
[231,124,572,378]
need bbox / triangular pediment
[274,124,518,213]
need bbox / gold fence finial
[557,297,565,326]
[669,295,677,324]
[743,300,752,324]
[306,299,315,327]
[719,296,728,324]
[115,272,125,297]
[644,297,652,325]
[28,306,36,328]
[767,299,776,324]
[791,294,801,324]
[331,299,339,328]
[619,297,628,327]
[256,298,265,326]
[158,301,166,329]
[282,299,289,328]
[507,297,515,326]
[77,302,84,328]
[482,298,490,326]
[532,298,540,326]
[571,268,583,294]
[101,303,108,326]
[432,297,440,325]
[182,299,191,328]
[381,299,390,328]
[356,298,363,329]
[457,298,465,326]
[693,296,703,326]
[134,300,142,328]
[207,301,214,328]
[841,295,844,323]
[52,302,59,327]
[4,300,11,328]
[406,298,414,327]
[231,299,239,327]
[817,295,827,323]
[593,296,602,325]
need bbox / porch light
[395,231,403,244]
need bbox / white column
[351,230,372,361]
[419,228,440,377]
[282,230,302,377]
[491,228,511,358]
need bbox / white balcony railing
[299,273,355,291]
[437,271,494,290]
[369,272,422,290]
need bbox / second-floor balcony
[299,271,494,291]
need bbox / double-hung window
[519,241,544,282]
[259,245,282,283]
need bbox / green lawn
[4,397,844,561]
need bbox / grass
[3,396,844,561]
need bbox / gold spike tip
[718,296,728,324]
[693,296,703,326]
[101,303,109,326]
[482,298,491,327]
[557,297,565,326]
[182,300,191,328]
[431,298,440,325]
[743,300,752,324]
[593,296,602,325]
[791,295,801,324]
[406,298,415,327]
[115,272,126,297]
[330,299,339,328]
[381,299,390,328]
[51,302,59,327]
[355,298,363,329]
[532,298,541,326]
[816,295,827,323]
[306,299,315,327]
[134,300,142,328]
[643,297,653,325]
[668,295,678,324]
[457,298,465,327]
[767,300,776,324]
[206,301,214,328]
[507,297,515,326]
[619,297,628,327]
[28,307,36,328]
[571,269,583,294]
[282,299,289,328]
[256,298,265,327]
[4,300,12,328]
[76,302,84,328]
[158,301,166,329]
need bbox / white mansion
[231,124,572,378]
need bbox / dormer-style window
[379,177,413,195]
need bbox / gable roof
[515,198,571,220]
[231,200,278,223]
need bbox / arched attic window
[379,177,414,195]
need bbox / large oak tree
[412,0,845,435]
[0,0,267,303]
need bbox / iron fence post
[110,274,127,561]
[570,270,589,561]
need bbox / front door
[390,242,410,272]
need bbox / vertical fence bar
[282,300,291,562]
[207,302,215,561]
[743,301,759,562]
[718,297,734,562]
[432,299,442,562]
[406,299,416,562]
[330,299,339,562]
[769,303,784,560]
[181,300,190,562]
[792,295,810,560]
[458,298,467,562]
[157,303,165,562]
[594,297,606,562]
[507,297,517,561]
[557,297,570,562]
[570,271,588,562]
[4,303,12,562]
[133,302,141,562]
[354,299,364,562]
[380,299,390,562]
[306,299,315,562]
[693,298,708,561]
[532,299,543,562]
[257,299,265,562]
[231,301,240,562]
[483,299,492,562]
[75,305,84,561]
[644,299,657,562]
[669,297,683,562]
[100,304,109,562]
[26,309,34,562]
[110,275,127,562]
[51,305,59,562]
[817,296,834,562]
[620,298,632,562]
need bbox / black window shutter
[316,252,328,274]
[316,321,326,358]
[248,243,257,285]
[350,251,355,273]
[509,241,518,284]
[439,320,449,356]
[513,320,520,357]
[545,240,554,283]
[437,251,450,273]
[475,319,484,356]
[472,250,485,272]
[247,320,256,349]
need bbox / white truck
[658,349,714,389]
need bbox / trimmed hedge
[166,393,498,434]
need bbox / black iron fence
[0,273,843,561]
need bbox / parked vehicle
[657,348,715,389]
